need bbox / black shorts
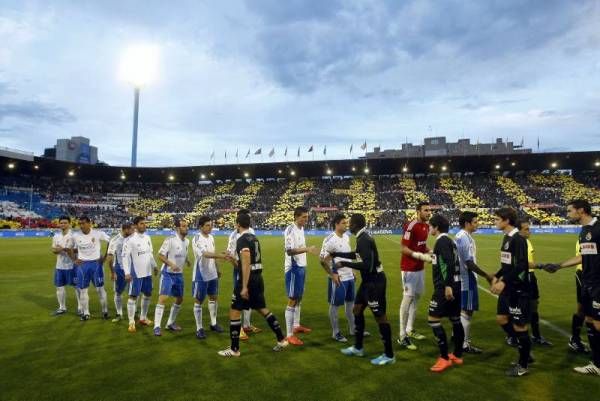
[231,272,266,311]
[507,292,531,326]
[497,293,510,316]
[576,270,583,304]
[355,273,387,318]
[428,286,461,319]
[528,271,539,300]
[581,285,600,321]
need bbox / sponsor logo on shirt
[580,243,598,255]
[509,306,522,315]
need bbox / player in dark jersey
[326,213,395,366]
[427,214,465,373]
[218,213,288,357]
[545,199,600,375]
[491,207,532,377]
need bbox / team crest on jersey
[586,232,592,241]
[503,242,509,250]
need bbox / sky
[1,0,599,167]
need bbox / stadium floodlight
[168,174,175,181]
[277,169,282,174]
[511,162,516,167]
[33,165,39,170]
[120,173,126,180]
[67,170,75,177]
[351,166,356,172]
[551,162,558,168]
[402,166,408,173]
[429,164,434,169]
[290,170,296,176]
[210,172,214,177]
[326,168,332,175]
[595,161,600,167]
[119,44,160,168]
[364,167,370,174]
[495,164,501,170]
[441,165,447,172]
[244,172,249,178]
[7,162,15,169]
[200,174,206,180]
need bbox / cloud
[0,101,76,124]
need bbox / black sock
[354,313,365,350]
[517,332,531,368]
[429,320,448,359]
[586,323,600,367]
[230,319,241,352]
[451,317,465,358]
[378,322,394,358]
[531,312,541,339]
[572,314,584,341]
[501,322,517,341]
[265,313,284,342]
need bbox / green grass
[0,234,599,401]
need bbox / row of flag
[209,142,368,160]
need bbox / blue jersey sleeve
[456,235,473,262]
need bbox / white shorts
[401,270,425,296]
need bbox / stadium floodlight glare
[168,174,175,181]
[7,162,15,169]
[326,168,332,175]
[511,162,516,167]
[441,165,447,171]
[244,172,249,178]
[595,161,600,167]
[429,164,434,169]
[551,162,558,168]
[351,166,356,172]
[119,44,160,168]
[495,164,501,170]
[120,173,126,180]
[277,169,282,174]
[290,170,296,176]
[364,167,370,174]
[67,170,75,177]
[402,166,408,173]
[33,165,39,170]
[200,174,206,180]
[210,172,214,177]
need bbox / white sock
[140,296,151,320]
[154,304,165,329]
[329,304,339,337]
[345,301,355,334]
[167,303,181,326]
[243,309,251,327]
[96,286,108,314]
[127,298,136,325]
[194,303,203,330]
[56,286,66,310]
[208,300,218,326]
[76,288,82,312]
[461,313,472,346]
[407,294,420,333]
[293,303,301,328]
[80,288,90,315]
[285,306,295,337]
[114,293,122,316]
[399,295,413,338]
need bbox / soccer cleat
[128,323,136,333]
[341,346,365,357]
[333,332,348,343]
[153,327,162,337]
[111,314,122,323]
[52,309,67,316]
[371,354,396,366]
[448,353,463,365]
[102,312,109,320]
[167,324,182,332]
[505,364,529,377]
[573,362,600,376]
[532,336,553,346]
[196,328,206,340]
[80,314,90,321]
[218,348,241,357]
[139,319,153,326]
[505,336,518,347]
[430,357,453,373]
[77,309,83,317]
[243,325,262,334]
[397,336,417,350]
[463,343,483,354]
[568,337,590,354]
[286,335,304,346]
[293,325,312,334]
[240,328,249,341]
[210,324,224,333]
[273,339,289,352]
[407,330,427,341]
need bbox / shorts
[461,275,479,311]
[75,260,104,289]
[193,278,219,302]
[401,270,425,296]
[54,269,75,287]
[529,271,539,300]
[328,278,355,306]
[576,270,583,304]
[355,273,387,318]
[507,292,531,326]
[497,293,510,316]
[429,286,461,318]
[581,285,600,321]
[159,271,184,298]
[231,272,266,311]
[285,265,306,299]
[129,276,153,297]
[113,268,127,294]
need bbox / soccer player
[218,213,288,357]
[319,213,355,342]
[455,211,494,353]
[570,239,590,353]
[105,222,134,322]
[51,215,80,316]
[545,199,600,375]
[490,207,532,377]
[69,216,110,321]
[121,216,158,333]
[283,206,319,345]
[226,209,260,340]
[427,214,465,372]
[517,219,552,346]
[328,213,395,366]
[154,219,190,336]
[192,216,228,339]
[398,202,432,350]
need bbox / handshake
[412,252,432,263]
[536,263,561,273]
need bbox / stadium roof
[2,151,600,183]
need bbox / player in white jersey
[122,216,158,333]
[51,215,80,316]
[283,206,319,346]
[68,216,110,321]
[105,222,134,322]
[192,216,229,339]
[226,209,260,340]
[154,219,190,336]
[319,213,356,342]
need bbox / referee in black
[327,213,395,366]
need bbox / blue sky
[0,0,599,166]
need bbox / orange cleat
[293,325,312,334]
[287,335,304,346]
[138,319,153,326]
[244,325,263,334]
[240,328,249,341]
[430,357,453,373]
[448,353,463,365]
[128,323,136,333]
